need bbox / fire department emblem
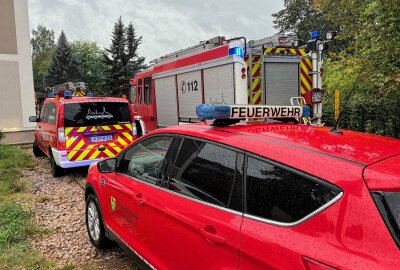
[111,196,116,211]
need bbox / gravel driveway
[25,152,146,269]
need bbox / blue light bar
[311,31,320,40]
[87,92,93,97]
[48,93,55,98]
[196,104,311,120]
[229,47,244,58]
[64,91,72,99]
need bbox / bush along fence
[322,102,400,139]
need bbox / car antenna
[330,72,362,135]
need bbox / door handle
[134,193,145,206]
[199,226,226,244]
[150,116,155,121]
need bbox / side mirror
[29,116,38,122]
[98,158,117,173]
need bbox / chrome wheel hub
[88,201,100,241]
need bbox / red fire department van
[129,32,329,131]
[29,90,142,177]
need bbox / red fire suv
[85,105,400,270]
[29,92,142,177]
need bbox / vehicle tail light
[131,123,137,136]
[58,127,66,143]
[302,256,337,270]
[371,192,400,248]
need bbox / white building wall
[0,0,35,132]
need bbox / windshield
[64,102,131,127]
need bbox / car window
[47,103,57,125]
[40,103,50,123]
[144,77,152,104]
[138,79,143,104]
[246,156,341,224]
[119,136,173,185]
[171,138,243,211]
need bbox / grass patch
[0,144,54,269]
[0,144,33,196]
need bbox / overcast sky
[28,0,284,62]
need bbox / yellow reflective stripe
[90,149,101,160]
[298,49,307,56]
[103,148,114,157]
[66,136,76,148]
[90,126,97,132]
[252,79,260,91]
[117,136,128,146]
[102,126,111,131]
[113,146,122,152]
[73,139,85,151]
[75,144,95,161]
[65,128,73,136]
[253,91,262,104]
[114,125,123,130]
[77,127,87,133]
[68,151,77,160]
[123,132,132,140]
[125,124,133,131]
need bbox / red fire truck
[129,33,326,131]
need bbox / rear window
[64,102,131,127]
[246,156,342,224]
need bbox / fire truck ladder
[149,36,226,66]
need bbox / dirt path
[25,153,143,269]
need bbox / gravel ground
[25,153,144,269]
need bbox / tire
[86,194,112,249]
[50,152,64,177]
[32,140,45,157]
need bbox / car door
[137,77,157,131]
[238,155,343,269]
[101,135,174,262]
[37,102,50,154]
[148,137,244,270]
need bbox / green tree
[71,41,108,95]
[318,0,400,99]
[45,31,81,86]
[30,25,55,91]
[272,0,337,45]
[103,17,146,96]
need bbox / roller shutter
[264,63,299,105]
[177,71,202,119]
[203,64,235,104]
[155,76,178,127]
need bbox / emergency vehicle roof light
[87,92,93,97]
[196,104,311,121]
[48,93,55,98]
[229,47,244,58]
[311,31,320,40]
[64,91,72,99]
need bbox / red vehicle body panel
[364,155,400,191]
[86,123,400,270]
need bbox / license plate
[90,135,113,143]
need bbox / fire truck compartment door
[177,70,203,119]
[264,61,300,106]
[155,76,178,127]
[203,64,235,104]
